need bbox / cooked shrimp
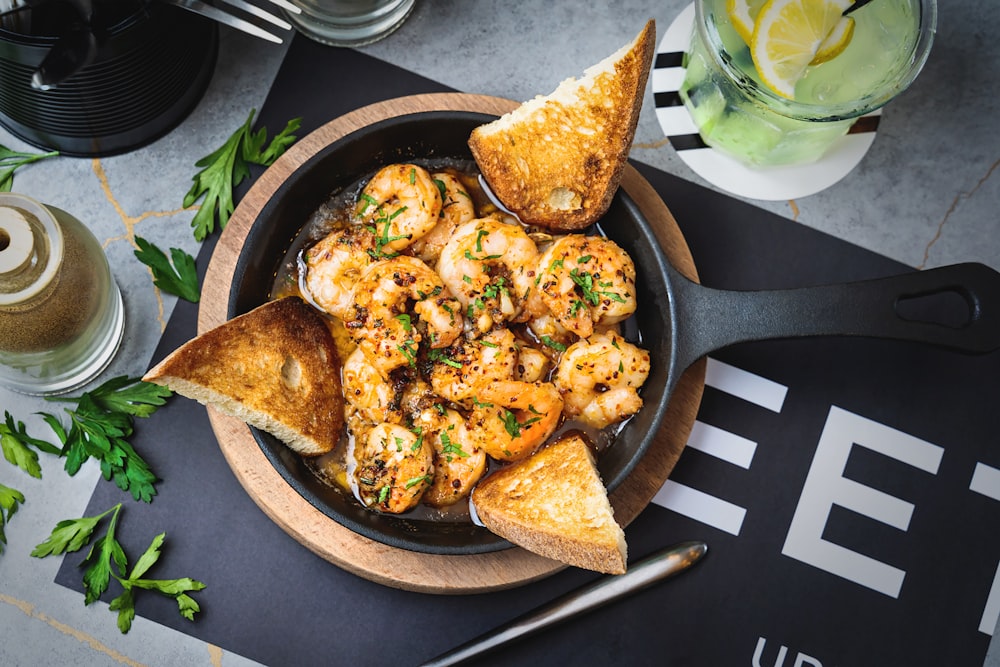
[514,344,551,383]
[410,172,476,264]
[553,331,650,429]
[536,235,637,338]
[428,328,518,407]
[413,296,464,348]
[526,311,578,361]
[466,379,563,461]
[341,347,408,425]
[413,408,487,507]
[353,422,434,513]
[345,256,463,377]
[436,218,541,333]
[354,163,443,253]
[399,373,439,420]
[300,225,377,319]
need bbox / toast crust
[471,433,627,574]
[469,20,656,231]
[143,297,344,456]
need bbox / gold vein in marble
[91,158,201,332]
[919,158,999,269]
[788,199,800,221]
[0,592,146,666]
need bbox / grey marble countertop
[1,1,997,665]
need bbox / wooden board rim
[198,92,705,593]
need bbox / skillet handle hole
[895,289,975,329]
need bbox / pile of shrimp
[299,163,651,514]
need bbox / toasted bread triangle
[472,433,627,574]
[143,297,344,456]
[469,20,656,231]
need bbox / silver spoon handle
[419,540,708,666]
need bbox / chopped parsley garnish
[540,336,567,352]
[410,427,424,452]
[398,339,418,366]
[395,313,413,331]
[569,268,626,306]
[428,349,462,369]
[464,249,503,261]
[439,430,469,461]
[404,475,432,489]
[500,409,541,439]
[475,229,488,252]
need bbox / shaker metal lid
[0,192,64,305]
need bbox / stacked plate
[0,0,218,157]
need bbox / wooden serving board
[199,93,706,594]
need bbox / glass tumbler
[0,193,124,395]
[285,0,415,47]
[678,0,937,166]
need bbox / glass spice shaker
[0,193,124,395]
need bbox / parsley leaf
[86,376,173,418]
[1,434,40,478]
[30,504,119,558]
[43,377,171,502]
[0,144,58,192]
[183,109,301,241]
[183,116,243,240]
[1,411,62,475]
[0,483,25,555]
[108,588,136,634]
[110,532,206,633]
[133,236,200,302]
[242,115,300,167]
[33,506,205,633]
[80,503,127,605]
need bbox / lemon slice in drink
[727,0,768,45]
[750,0,853,99]
[812,15,855,64]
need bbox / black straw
[843,0,876,15]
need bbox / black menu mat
[56,35,1000,667]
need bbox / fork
[160,0,301,44]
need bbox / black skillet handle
[670,262,1000,372]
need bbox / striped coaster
[652,3,880,201]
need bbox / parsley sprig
[0,412,64,553]
[32,503,205,633]
[0,144,59,191]
[41,376,172,502]
[133,236,200,302]
[0,483,24,555]
[183,109,301,240]
[0,413,56,553]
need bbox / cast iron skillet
[230,110,1000,556]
